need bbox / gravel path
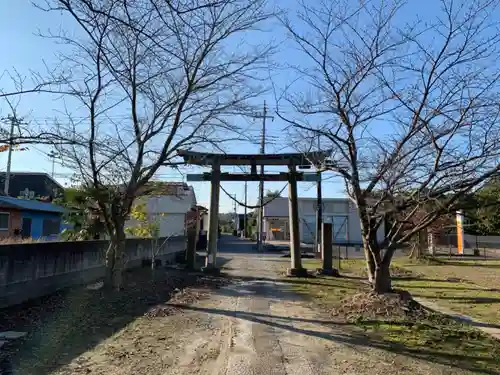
[48,238,478,375]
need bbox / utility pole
[233,194,238,235]
[315,135,323,255]
[3,115,17,196]
[244,103,273,248]
[256,101,274,251]
[243,180,248,238]
[2,115,28,196]
[257,102,266,251]
[48,150,59,178]
[245,102,274,250]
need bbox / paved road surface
[51,236,471,375]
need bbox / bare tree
[277,0,500,293]
[36,0,274,289]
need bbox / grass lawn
[281,258,500,374]
[335,257,500,325]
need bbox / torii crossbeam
[177,149,331,276]
[177,149,331,166]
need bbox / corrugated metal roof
[0,196,67,214]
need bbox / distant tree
[466,178,500,235]
[124,201,164,271]
[265,189,282,198]
[54,186,106,241]
[125,202,161,239]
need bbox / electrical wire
[220,183,287,209]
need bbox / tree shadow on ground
[226,274,363,290]
[405,284,500,292]
[392,275,468,283]
[169,304,500,375]
[414,294,500,305]
[0,259,223,375]
[429,258,500,268]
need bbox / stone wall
[0,236,185,308]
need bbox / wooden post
[322,223,333,269]
[318,223,339,276]
[204,160,221,273]
[428,231,435,256]
[185,226,197,270]
[286,165,308,277]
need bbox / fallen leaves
[331,290,423,321]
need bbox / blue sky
[0,0,493,212]
[0,1,349,212]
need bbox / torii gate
[178,149,331,276]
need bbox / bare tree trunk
[408,243,415,259]
[408,233,420,259]
[363,235,380,283]
[151,237,160,280]
[364,247,376,283]
[112,234,126,290]
[151,238,157,271]
[105,219,126,290]
[363,236,393,293]
[409,229,428,260]
[373,261,392,294]
[105,241,116,287]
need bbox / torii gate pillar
[286,165,308,277]
[205,161,221,272]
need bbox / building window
[0,212,9,231]
[42,218,61,236]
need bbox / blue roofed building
[0,196,67,240]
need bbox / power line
[220,184,286,209]
[24,105,307,122]
[47,150,59,178]
[1,114,29,195]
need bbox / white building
[126,182,197,238]
[262,197,384,245]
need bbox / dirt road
[50,237,473,375]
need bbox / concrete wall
[0,236,185,308]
